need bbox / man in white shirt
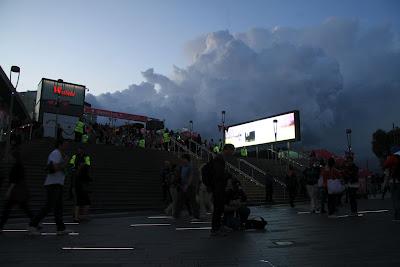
[29,139,73,235]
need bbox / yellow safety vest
[241,148,248,157]
[75,121,85,134]
[163,132,171,143]
[69,154,91,167]
[139,139,146,148]
[82,134,89,143]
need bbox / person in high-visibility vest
[74,117,85,143]
[163,130,171,151]
[240,147,248,157]
[138,138,146,148]
[213,145,220,153]
[81,133,89,144]
[69,146,91,222]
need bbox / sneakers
[27,226,41,236]
[57,229,74,236]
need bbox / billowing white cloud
[87,18,400,166]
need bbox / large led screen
[225,111,300,148]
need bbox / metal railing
[171,138,264,187]
[266,148,306,169]
[185,139,290,196]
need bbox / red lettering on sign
[53,85,76,97]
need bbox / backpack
[201,160,214,190]
[245,217,267,230]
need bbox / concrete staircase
[0,139,174,216]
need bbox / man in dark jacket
[0,149,33,232]
[210,144,235,236]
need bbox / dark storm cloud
[87,18,400,166]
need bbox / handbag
[327,179,345,194]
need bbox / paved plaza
[1,199,399,267]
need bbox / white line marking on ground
[41,232,79,236]
[297,211,311,214]
[190,221,211,224]
[260,260,276,267]
[2,229,28,232]
[358,209,389,214]
[130,223,171,227]
[147,216,174,219]
[62,247,134,250]
[176,227,211,231]
[43,222,79,225]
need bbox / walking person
[286,165,298,208]
[208,144,235,236]
[318,160,327,214]
[69,146,92,222]
[28,139,73,235]
[323,158,343,218]
[384,151,400,221]
[74,117,85,143]
[343,155,359,216]
[174,154,200,220]
[165,163,179,216]
[0,149,34,232]
[303,161,320,213]
[161,161,172,204]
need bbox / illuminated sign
[225,111,300,148]
[39,79,85,106]
[53,85,76,97]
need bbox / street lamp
[55,79,63,138]
[5,66,21,161]
[221,110,226,145]
[273,119,278,142]
[346,128,352,152]
[189,120,193,139]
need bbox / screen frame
[224,110,301,147]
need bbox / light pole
[346,128,352,153]
[55,79,63,138]
[272,119,278,155]
[221,110,226,145]
[189,120,193,140]
[5,66,20,161]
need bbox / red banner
[84,107,149,122]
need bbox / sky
[1,0,399,94]
[1,0,400,169]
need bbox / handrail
[238,158,287,188]
[185,139,288,188]
[172,138,264,187]
[267,148,305,168]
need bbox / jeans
[348,187,358,213]
[211,191,225,231]
[0,200,33,228]
[30,184,65,231]
[328,194,338,215]
[165,186,178,216]
[288,186,297,207]
[306,185,318,211]
[319,187,327,212]
[223,206,250,230]
[174,186,200,219]
[391,184,400,220]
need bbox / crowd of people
[160,144,262,236]
[1,115,400,236]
